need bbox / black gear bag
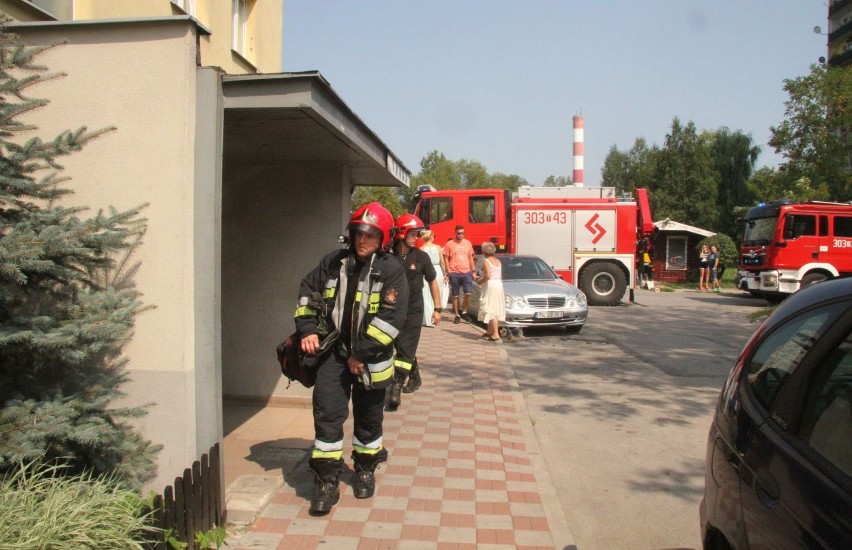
[276,329,340,389]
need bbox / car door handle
[755,470,779,507]
[726,452,740,473]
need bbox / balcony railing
[829,19,852,42]
[830,0,852,16]
[829,47,852,66]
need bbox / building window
[232,0,248,56]
[171,0,195,15]
[665,236,687,270]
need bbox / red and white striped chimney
[572,113,584,187]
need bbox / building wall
[1,0,283,74]
[13,19,217,491]
[221,161,350,404]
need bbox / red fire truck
[736,198,852,302]
[412,185,654,306]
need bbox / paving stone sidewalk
[224,318,574,549]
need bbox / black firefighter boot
[351,449,388,499]
[402,359,422,394]
[308,457,343,516]
[386,369,407,411]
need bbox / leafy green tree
[414,150,461,190]
[707,127,761,240]
[769,64,852,200]
[746,166,831,203]
[351,186,406,217]
[456,159,489,189]
[650,118,718,230]
[601,138,657,196]
[0,27,158,489]
[542,175,572,187]
[491,172,529,191]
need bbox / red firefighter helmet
[394,213,426,241]
[348,202,394,250]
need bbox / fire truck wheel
[801,272,828,288]
[579,262,627,306]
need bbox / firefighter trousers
[311,348,386,461]
[393,309,423,378]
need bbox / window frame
[232,0,248,57]
[664,235,687,270]
[171,0,196,16]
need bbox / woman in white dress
[476,242,506,341]
[419,230,449,326]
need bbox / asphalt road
[502,288,770,550]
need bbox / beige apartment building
[2,0,411,493]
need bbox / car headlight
[576,291,587,307]
[504,294,526,309]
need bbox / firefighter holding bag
[294,202,408,515]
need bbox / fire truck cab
[737,199,852,302]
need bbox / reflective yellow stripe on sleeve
[394,359,413,373]
[366,324,394,346]
[367,357,394,384]
[294,306,317,318]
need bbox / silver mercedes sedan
[468,254,588,333]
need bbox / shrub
[0,461,156,549]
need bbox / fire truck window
[834,216,852,237]
[431,198,453,223]
[820,216,829,237]
[468,197,495,224]
[785,215,817,239]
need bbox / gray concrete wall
[221,162,350,403]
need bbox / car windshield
[502,257,558,281]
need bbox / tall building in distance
[827,0,852,66]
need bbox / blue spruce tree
[0,25,159,489]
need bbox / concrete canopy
[222,72,410,189]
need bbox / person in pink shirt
[442,225,475,324]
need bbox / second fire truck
[737,198,852,302]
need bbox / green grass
[0,461,156,549]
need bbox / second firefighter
[387,214,442,411]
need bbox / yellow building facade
[0,0,282,73]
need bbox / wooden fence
[144,443,223,549]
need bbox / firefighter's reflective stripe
[366,316,399,345]
[294,296,317,318]
[353,436,383,455]
[323,278,338,299]
[394,358,413,374]
[354,291,382,314]
[312,439,344,460]
[366,357,394,384]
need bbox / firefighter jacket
[294,248,409,388]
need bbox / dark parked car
[468,254,587,333]
[700,277,852,549]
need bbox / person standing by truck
[443,224,476,324]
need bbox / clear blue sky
[282,1,828,187]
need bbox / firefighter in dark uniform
[294,202,408,516]
[386,214,442,411]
